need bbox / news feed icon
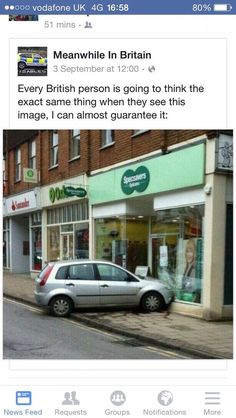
[16,391,32,406]
[17,46,47,76]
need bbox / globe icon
[157,390,173,406]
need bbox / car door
[96,263,141,306]
[65,263,100,306]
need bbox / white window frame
[70,130,80,159]
[101,130,114,147]
[50,130,59,168]
[15,148,21,181]
[132,129,150,137]
[29,139,36,169]
[3,154,6,183]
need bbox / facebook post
[0,1,235,417]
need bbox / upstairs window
[3,154,6,183]
[15,148,21,181]
[101,130,114,147]
[50,130,58,167]
[70,130,80,159]
[29,139,36,169]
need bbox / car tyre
[49,295,73,317]
[141,292,165,312]
[18,62,26,70]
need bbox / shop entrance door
[151,234,179,279]
[61,234,74,260]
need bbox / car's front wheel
[141,292,165,312]
[49,295,73,317]
[18,62,26,70]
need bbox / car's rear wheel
[49,295,73,317]
[141,292,165,312]
[18,62,26,70]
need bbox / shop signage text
[11,198,29,211]
[121,166,150,195]
[64,186,87,198]
[5,191,37,214]
[49,185,87,203]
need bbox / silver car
[34,260,174,317]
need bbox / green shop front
[89,141,233,319]
[41,176,89,264]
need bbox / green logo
[121,166,150,195]
[49,186,87,203]
[27,169,34,177]
[49,187,66,203]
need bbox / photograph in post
[3,129,233,360]
[17,47,47,77]
[9,15,39,21]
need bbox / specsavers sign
[121,166,150,195]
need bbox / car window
[97,264,130,282]
[20,54,31,58]
[55,266,68,280]
[68,264,95,280]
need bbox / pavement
[3,271,233,359]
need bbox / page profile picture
[17,46,47,76]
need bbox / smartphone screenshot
[0,1,235,417]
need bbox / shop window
[74,223,89,259]
[47,202,88,225]
[224,204,233,304]
[61,224,73,233]
[32,228,42,270]
[101,130,114,147]
[70,130,80,159]
[31,213,42,271]
[47,226,60,261]
[94,216,148,272]
[15,147,21,181]
[32,212,41,225]
[3,218,10,268]
[3,154,6,194]
[29,139,36,169]
[151,205,204,304]
[50,130,59,167]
